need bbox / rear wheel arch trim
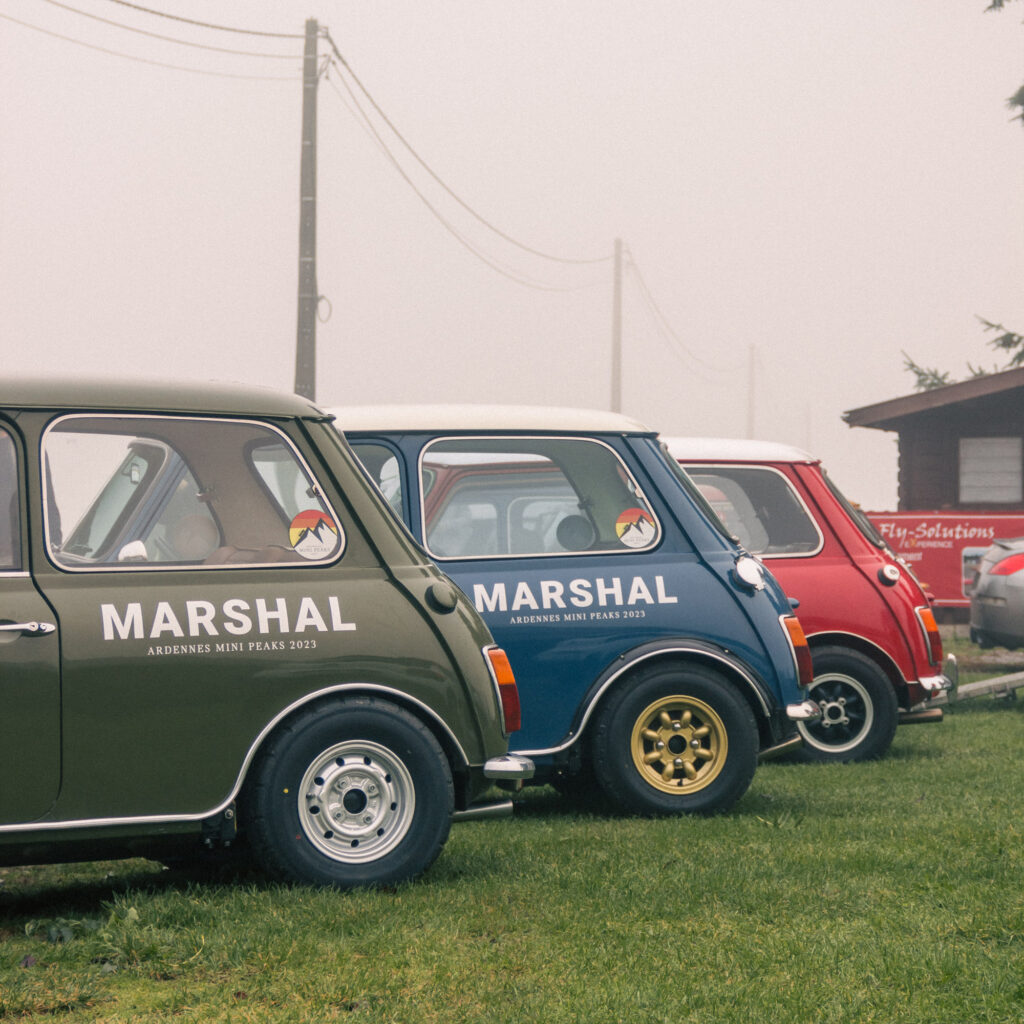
[514,641,775,758]
[805,630,906,692]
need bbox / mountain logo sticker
[615,508,657,548]
[289,510,341,560]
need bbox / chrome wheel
[629,695,727,795]
[298,739,416,864]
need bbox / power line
[97,0,301,38]
[625,248,731,376]
[324,31,609,268]
[0,12,299,79]
[324,66,600,292]
[36,0,302,59]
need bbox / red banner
[866,512,1024,607]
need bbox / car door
[31,411,371,823]
[0,420,61,823]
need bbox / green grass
[3,670,1024,1022]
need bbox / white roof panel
[663,436,817,464]
[328,403,654,435]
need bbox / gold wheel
[629,695,727,795]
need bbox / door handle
[0,621,56,636]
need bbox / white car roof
[327,404,654,435]
[663,436,818,464]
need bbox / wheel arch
[236,683,474,813]
[554,640,779,758]
[806,631,907,705]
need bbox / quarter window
[685,466,821,556]
[43,416,343,570]
[420,437,659,559]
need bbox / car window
[349,441,404,517]
[420,437,660,559]
[685,466,821,556]
[0,426,21,571]
[43,415,344,570]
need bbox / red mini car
[667,438,957,763]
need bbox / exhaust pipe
[453,799,514,823]
[899,707,944,725]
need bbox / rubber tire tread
[793,646,898,764]
[241,695,454,887]
[591,662,758,816]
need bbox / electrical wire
[98,0,302,38]
[625,249,731,375]
[36,0,302,59]
[0,12,300,79]
[325,66,599,292]
[324,31,609,268]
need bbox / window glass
[0,427,21,571]
[420,437,659,559]
[43,416,343,570]
[959,437,1023,503]
[685,466,821,556]
[349,442,403,517]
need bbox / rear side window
[349,441,404,518]
[420,437,660,559]
[0,427,21,571]
[685,465,822,557]
[42,415,343,570]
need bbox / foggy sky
[2,0,1022,510]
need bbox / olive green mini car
[0,379,531,887]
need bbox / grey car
[969,537,1024,649]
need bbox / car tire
[794,647,898,764]
[242,696,454,887]
[591,662,758,816]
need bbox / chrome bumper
[483,754,535,780]
[786,699,822,722]
[919,654,958,700]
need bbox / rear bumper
[483,754,535,781]
[918,654,958,702]
[786,699,821,722]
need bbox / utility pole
[746,343,755,439]
[294,18,319,400]
[610,237,623,412]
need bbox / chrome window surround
[41,413,345,573]
[416,433,662,562]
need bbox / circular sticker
[615,508,657,548]
[289,510,341,560]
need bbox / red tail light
[990,553,1024,577]
[915,606,943,666]
[485,647,521,734]
[782,615,814,688]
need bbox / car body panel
[0,383,529,868]
[969,536,1024,649]
[668,437,952,708]
[338,406,814,783]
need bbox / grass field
[2,649,1023,1023]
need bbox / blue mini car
[337,406,818,815]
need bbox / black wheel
[591,663,758,816]
[794,647,898,764]
[242,696,454,887]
